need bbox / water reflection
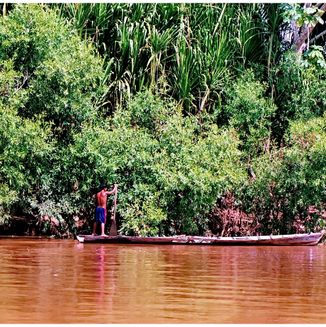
[0,239,325,323]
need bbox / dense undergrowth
[0,4,325,237]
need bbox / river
[0,237,325,323]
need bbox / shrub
[272,51,326,143]
[0,4,104,230]
[224,70,277,156]
[70,90,246,236]
[0,4,104,143]
[239,114,326,234]
[0,105,53,217]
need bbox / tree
[0,4,104,233]
[71,90,246,236]
[0,4,104,144]
[281,3,326,53]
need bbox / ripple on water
[0,240,326,323]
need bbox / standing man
[92,183,117,236]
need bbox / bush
[0,4,104,143]
[239,114,326,234]
[224,70,277,156]
[0,4,104,231]
[70,90,246,236]
[272,51,326,143]
[0,105,53,218]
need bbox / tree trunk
[294,3,326,54]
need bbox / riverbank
[1,215,325,245]
[0,215,88,239]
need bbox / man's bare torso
[96,190,108,209]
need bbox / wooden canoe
[76,231,324,246]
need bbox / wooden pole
[109,186,118,236]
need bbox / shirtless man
[92,183,117,236]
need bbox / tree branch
[309,29,326,44]
[295,3,326,53]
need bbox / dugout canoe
[76,231,324,246]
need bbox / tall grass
[55,3,284,115]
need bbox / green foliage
[286,115,326,207]
[120,90,178,131]
[0,3,325,237]
[303,45,326,69]
[273,50,326,139]
[224,70,277,155]
[55,3,284,115]
[0,4,104,143]
[70,90,245,236]
[239,114,326,234]
[281,4,324,28]
[0,105,52,215]
[0,4,104,230]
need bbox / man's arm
[106,184,117,195]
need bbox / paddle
[109,185,118,236]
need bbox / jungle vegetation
[0,3,325,237]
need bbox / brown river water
[0,238,326,324]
